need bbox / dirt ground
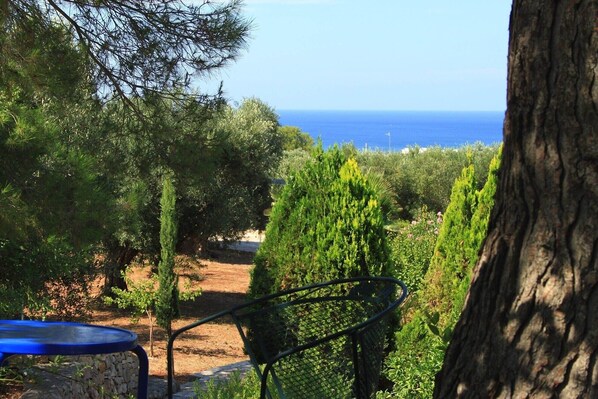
[0,249,254,398]
[97,249,254,382]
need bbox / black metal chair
[167,276,407,399]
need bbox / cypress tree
[384,150,502,398]
[250,145,390,298]
[422,163,478,322]
[156,175,179,337]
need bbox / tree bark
[434,1,598,398]
[102,244,138,295]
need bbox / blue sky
[201,1,512,111]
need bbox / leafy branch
[104,267,200,357]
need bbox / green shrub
[423,147,501,327]
[193,371,262,399]
[249,146,391,392]
[0,237,93,319]
[250,145,390,297]
[466,146,501,270]
[383,148,501,398]
[274,148,313,182]
[278,125,314,151]
[422,164,478,322]
[381,311,445,399]
[389,208,442,296]
[192,360,351,399]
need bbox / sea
[277,110,504,151]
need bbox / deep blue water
[277,110,504,151]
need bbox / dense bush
[274,148,313,182]
[250,145,390,297]
[383,164,479,398]
[382,148,501,398]
[388,209,442,297]
[194,371,262,399]
[422,164,478,321]
[0,238,94,319]
[382,210,444,398]
[381,311,445,399]
[424,147,501,326]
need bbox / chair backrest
[231,276,407,399]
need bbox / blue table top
[0,320,139,356]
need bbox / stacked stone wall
[22,352,139,399]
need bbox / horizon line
[275,108,506,113]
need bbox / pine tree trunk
[434,1,598,397]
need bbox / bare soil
[97,249,254,382]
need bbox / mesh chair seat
[167,276,407,399]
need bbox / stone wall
[22,352,139,399]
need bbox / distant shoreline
[278,110,504,151]
[277,109,505,113]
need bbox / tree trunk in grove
[434,1,598,398]
[102,244,138,295]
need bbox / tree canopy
[0,18,106,317]
[1,0,251,102]
[0,1,274,313]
